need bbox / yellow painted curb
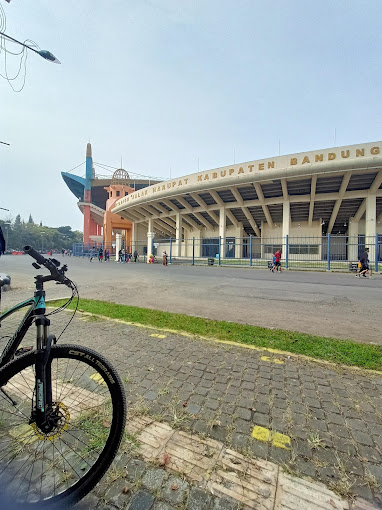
[252,425,291,450]
[252,426,291,450]
[90,372,106,386]
[48,308,382,376]
[272,432,291,449]
[252,425,270,442]
[260,355,285,364]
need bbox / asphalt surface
[1,254,381,344]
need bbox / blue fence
[73,234,382,271]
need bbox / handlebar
[24,245,70,286]
[24,245,47,266]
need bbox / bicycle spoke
[0,345,125,506]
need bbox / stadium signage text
[121,145,380,205]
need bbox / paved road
[1,254,381,344]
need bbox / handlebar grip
[24,245,47,266]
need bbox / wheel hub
[31,402,70,440]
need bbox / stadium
[63,141,382,269]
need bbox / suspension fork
[34,315,58,430]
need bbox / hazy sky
[1,0,381,231]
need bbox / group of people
[270,249,282,273]
[117,249,130,263]
[148,250,168,265]
[117,249,139,263]
[89,247,168,264]
[268,247,374,278]
[89,248,142,263]
[89,248,110,262]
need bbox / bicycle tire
[0,344,126,507]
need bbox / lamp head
[38,50,61,64]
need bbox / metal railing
[72,234,382,272]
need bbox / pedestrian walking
[133,249,139,262]
[356,247,372,278]
[98,248,103,262]
[272,249,282,272]
[162,250,168,266]
[106,249,110,262]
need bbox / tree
[57,226,73,236]
[2,218,82,251]
[28,214,34,224]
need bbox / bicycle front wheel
[0,344,126,507]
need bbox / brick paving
[26,310,381,509]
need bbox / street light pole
[4,222,11,249]
[0,31,61,63]
[40,231,45,252]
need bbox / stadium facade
[111,141,382,262]
[63,141,382,265]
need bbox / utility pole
[0,31,61,63]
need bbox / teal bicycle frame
[0,292,45,368]
[0,282,58,431]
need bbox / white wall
[261,220,322,240]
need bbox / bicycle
[0,246,126,507]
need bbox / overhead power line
[94,161,165,181]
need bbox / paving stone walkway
[76,415,375,510]
[2,308,382,508]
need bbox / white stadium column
[235,223,244,258]
[366,194,376,256]
[182,225,191,256]
[131,222,137,255]
[282,201,290,260]
[115,233,122,261]
[348,217,359,262]
[282,201,290,237]
[193,229,202,258]
[219,207,226,258]
[147,218,154,262]
[176,213,182,256]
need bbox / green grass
[49,298,382,372]
[77,409,111,453]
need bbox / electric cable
[0,5,39,92]
[64,161,86,174]
[93,162,165,181]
